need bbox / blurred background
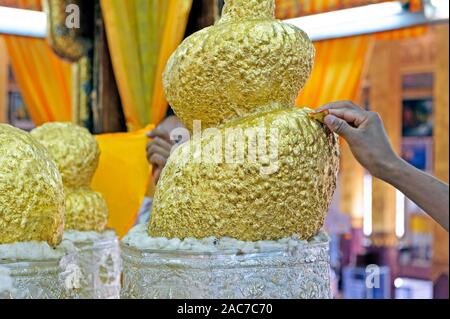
[0,0,448,299]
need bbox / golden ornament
[149,108,339,241]
[64,186,108,232]
[149,0,339,241]
[31,123,108,232]
[0,124,65,247]
[163,0,315,131]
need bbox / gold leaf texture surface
[149,108,339,241]
[31,123,108,232]
[0,124,65,246]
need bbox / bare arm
[315,101,449,231]
[383,156,449,231]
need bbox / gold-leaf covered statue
[31,123,108,232]
[163,0,315,131]
[0,124,65,247]
[149,0,340,241]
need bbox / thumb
[324,114,353,138]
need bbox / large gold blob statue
[0,124,65,247]
[149,0,340,241]
[31,123,108,232]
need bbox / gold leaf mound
[163,0,315,130]
[149,0,339,241]
[31,122,99,189]
[31,123,108,232]
[149,108,339,241]
[0,124,65,247]
[64,187,108,232]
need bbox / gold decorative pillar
[0,38,8,123]
[43,0,95,130]
[71,56,92,128]
[369,40,402,247]
[432,23,449,284]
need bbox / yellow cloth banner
[92,125,153,238]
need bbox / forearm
[381,157,449,231]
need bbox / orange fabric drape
[0,38,8,123]
[101,0,192,130]
[376,25,427,40]
[275,1,428,108]
[296,35,372,108]
[0,0,41,10]
[295,25,427,108]
[275,0,424,19]
[151,0,193,124]
[2,36,72,125]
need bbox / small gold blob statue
[149,0,340,241]
[0,124,65,247]
[31,123,108,232]
[163,0,315,131]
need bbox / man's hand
[316,101,449,232]
[146,116,185,184]
[316,101,400,180]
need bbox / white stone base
[121,224,332,299]
[0,241,75,299]
[60,230,122,299]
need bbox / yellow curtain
[295,25,428,108]
[296,35,372,108]
[0,38,8,123]
[92,125,153,238]
[101,0,192,131]
[275,0,424,19]
[0,0,41,10]
[2,36,72,124]
[151,0,194,123]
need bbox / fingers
[324,114,356,139]
[146,136,173,161]
[147,125,170,141]
[316,101,361,112]
[146,140,171,163]
[151,136,174,150]
[147,144,171,160]
[316,101,369,128]
[148,116,185,140]
[328,108,368,127]
[149,153,167,169]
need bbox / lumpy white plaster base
[60,230,121,299]
[0,241,75,299]
[121,224,332,299]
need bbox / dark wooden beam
[185,0,221,37]
[92,0,126,133]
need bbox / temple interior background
[0,0,448,299]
